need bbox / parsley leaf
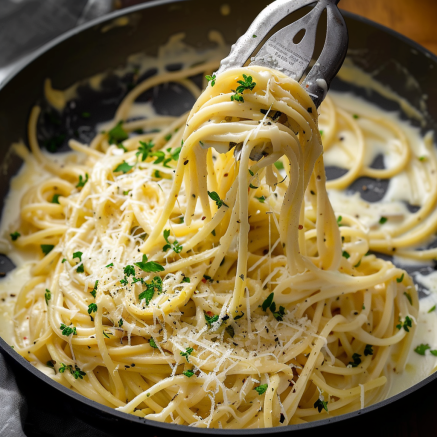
[118,319,123,327]
[60,323,77,336]
[45,289,51,305]
[88,303,97,314]
[183,370,195,377]
[233,312,244,320]
[59,364,86,380]
[114,161,134,174]
[91,280,98,298]
[204,312,220,328]
[106,263,114,268]
[182,277,191,283]
[414,344,431,356]
[256,196,266,204]
[404,292,412,305]
[41,245,54,256]
[108,121,129,145]
[124,265,136,277]
[51,194,61,204]
[314,399,328,413]
[231,74,256,103]
[135,254,165,273]
[149,338,159,349]
[262,293,274,312]
[337,216,343,226]
[429,305,436,313]
[348,353,362,368]
[396,316,413,332]
[208,191,228,208]
[137,140,154,162]
[180,347,194,363]
[364,344,373,356]
[254,384,268,395]
[431,350,437,357]
[379,217,388,225]
[138,276,163,305]
[73,251,83,262]
[342,251,350,259]
[205,74,217,87]
[163,229,183,253]
[76,174,89,188]
[397,273,405,283]
[10,232,20,241]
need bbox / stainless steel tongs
[217,0,348,109]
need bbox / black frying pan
[1,1,437,435]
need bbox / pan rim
[1,0,437,433]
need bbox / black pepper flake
[307,108,312,113]
[280,414,285,424]
[184,160,189,165]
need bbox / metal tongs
[215,0,348,160]
[218,0,348,108]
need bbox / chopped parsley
[364,344,373,356]
[314,399,328,413]
[135,254,165,273]
[76,174,89,188]
[419,156,427,162]
[114,161,134,174]
[404,292,413,305]
[348,353,362,368]
[137,140,154,162]
[414,344,431,356]
[183,370,195,378]
[203,275,213,282]
[91,280,98,298]
[149,338,159,349]
[73,252,83,273]
[10,232,20,241]
[118,319,123,328]
[429,305,436,313]
[124,265,136,277]
[231,74,256,103]
[103,331,111,339]
[262,292,286,321]
[163,229,183,253]
[60,323,77,336]
[342,251,350,259]
[208,191,228,208]
[182,277,191,283]
[59,364,86,380]
[353,114,359,119]
[180,347,194,363]
[354,259,362,268]
[108,121,129,145]
[138,276,163,305]
[204,312,219,328]
[254,384,268,395]
[106,263,114,268]
[396,316,413,332]
[397,273,405,283]
[165,133,172,142]
[337,216,343,226]
[249,184,259,189]
[379,217,388,225]
[88,303,97,314]
[256,196,266,204]
[45,289,51,305]
[205,74,217,87]
[51,194,61,204]
[41,245,54,256]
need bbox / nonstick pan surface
[1,1,437,435]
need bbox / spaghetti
[8,64,420,428]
